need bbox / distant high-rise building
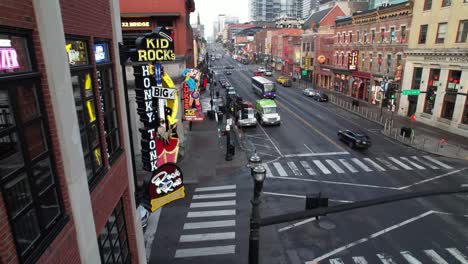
[369,0,407,9]
[218,14,226,33]
[250,0,282,21]
[301,0,320,19]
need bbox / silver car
[303,88,317,97]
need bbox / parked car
[303,88,317,97]
[257,66,266,72]
[225,71,232,75]
[337,129,371,149]
[226,87,237,97]
[313,92,329,102]
[264,69,273,76]
[282,78,292,87]
[276,76,289,84]
[225,65,235,69]
[138,205,149,228]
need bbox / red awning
[352,71,371,79]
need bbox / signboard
[151,87,176,99]
[144,163,185,212]
[0,48,20,70]
[402,89,420,96]
[121,21,151,28]
[302,69,307,76]
[94,43,108,64]
[132,27,176,62]
[304,54,310,69]
[348,50,359,71]
[182,68,205,121]
[317,55,326,64]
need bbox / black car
[337,130,371,149]
[225,65,234,69]
[314,92,329,102]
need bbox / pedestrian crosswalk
[325,246,468,263]
[174,185,237,258]
[263,155,453,177]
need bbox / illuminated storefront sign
[182,68,204,121]
[66,40,88,66]
[0,48,20,70]
[94,43,108,64]
[348,50,359,71]
[317,55,326,64]
[144,163,185,212]
[121,21,150,28]
[132,27,175,62]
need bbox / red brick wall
[320,6,346,27]
[0,0,80,263]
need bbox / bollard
[410,134,414,145]
[422,137,426,151]
[380,115,383,123]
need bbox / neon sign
[0,48,20,71]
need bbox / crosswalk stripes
[174,185,237,258]
[351,158,372,172]
[424,155,453,169]
[324,246,468,263]
[300,161,316,175]
[264,155,453,177]
[326,159,345,174]
[313,160,332,174]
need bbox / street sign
[301,69,307,76]
[402,89,420,96]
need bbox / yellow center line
[276,100,347,152]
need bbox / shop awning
[352,71,371,79]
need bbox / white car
[303,88,317,97]
[257,67,266,73]
[264,70,272,76]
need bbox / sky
[190,0,250,38]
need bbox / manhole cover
[317,218,336,230]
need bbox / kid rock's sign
[132,27,175,62]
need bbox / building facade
[332,2,412,104]
[0,0,145,263]
[398,0,468,136]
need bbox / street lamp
[248,151,261,168]
[249,165,266,264]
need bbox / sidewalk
[325,90,468,160]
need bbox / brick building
[0,0,145,263]
[332,1,412,104]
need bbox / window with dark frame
[0,29,65,263]
[67,39,105,186]
[441,70,461,120]
[435,22,447,44]
[456,20,468,43]
[94,42,121,164]
[419,25,428,44]
[371,29,375,43]
[97,199,131,264]
[380,28,385,42]
[423,0,432,10]
[441,0,451,7]
[349,32,353,43]
[401,26,407,43]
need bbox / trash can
[400,127,412,138]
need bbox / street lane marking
[352,256,368,264]
[389,157,413,170]
[283,151,349,158]
[411,156,439,169]
[183,220,236,230]
[363,158,386,171]
[187,210,236,218]
[339,159,358,173]
[179,232,235,242]
[300,161,316,175]
[326,159,345,174]
[276,100,347,152]
[424,249,449,264]
[423,155,453,169]
[195,185,236,192]
[446,247,468,263]
[273,162,288,177]
[304,144,314,153]
[400,157,426,170]
[329,259,345,264]
[376,157,400,170]
[313,160,332,174]
[377,253,397,264]
[401,251,423,264]
[307,211,434,263]
[190,200,236,208]
[351,158,372,172]
[278,217,316,232]
[287,161,302,176]
[263,163,273,177]
[192,192,236,199]
[398,168,467,190]
[175,245,235,258]
[258,123,283,157]
[267,175,399,190]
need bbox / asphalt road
[212,54,468,264]
[147,46,468,264]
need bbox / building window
[423,68,440,114]
[335,53,339,65]
[435,23,447,44]
[423,0,432,10]
[349,32,353,43]
[97,199,131,264]
[337,33,340,43]
[67,39,105,186]
[462,97,468,124]
[411,67,423,90]
[369,54,373,71]
[390,27,395,43]
[396,54,402,67]
[94,43,121,163]
[364,30,368,43]
[0,29,65,263]
[441,70,462,120]
[357,31,360,42]
[380,28,386,42]
[361,58,365,70]
[418,25,428,44]
[441,0,451,7]
[378,54,382,72]
[386,54,392,74]
[341,53,345,66]
[456,20,468,43]
[371,30,375,43]
[302,43,306,52]
[401,26,407,43]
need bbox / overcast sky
[190,0,250,38]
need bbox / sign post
[402,89,421,96]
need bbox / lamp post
[248,151,261,168]
[249,165,266,264]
